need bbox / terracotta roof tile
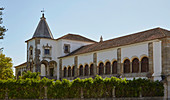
[60,27,170,58]
[56,34,96,42]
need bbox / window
[64,67,67,77]
[72,66,75,77]
[99,62,104,75]
[44,49,50,55]
[132,58,139,73]
[68,67,71,77]
[112,61,117,74]
[64,44,70,53]
[50,68,54,77]
[79,65,83,76]
[105,62,111,74]
[124,59,130,73]
[90,64,94,75]
[30,50,33,55]
[141,57,149,72]
[84,65,89,76]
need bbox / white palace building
[15,13,170,82]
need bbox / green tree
[0,8,6,39]
[0,53,14,80]
[0,7,7,51]
[21,71,41,80]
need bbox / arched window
[68,67,71,77]
[141,57,149,72]
[90,64,94,75]
[99,62,104,75]
[72,66,75,77]
[84,64,89,76]
[132,58,139,73]
[124,59,130,73]
[64,67,67,77]
[112,61,117,74]
[105,61,111,74]
[79,65,83,76]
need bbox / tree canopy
[0,53,14,80]
[0,7,7,40]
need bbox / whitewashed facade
[15,14,170,83]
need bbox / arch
[68,66,71,77]
[112,61,117,74]
[122,57,130,63]
[132,58,139,73]
[49,61,57,77]
[84,64,89,76]
[64,67,67,77]
[139,55,148,61]
[99,62,104,75]
[141,57,149,72]
[123,59,130,73]
[17,71,21,79]
[130,56,138,62]
[105,61,111,74]
[79,65,83,76]
[90,63,94,75]
[72,66,75,77]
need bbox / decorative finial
[100,36,103,42]
[41,8,45,18]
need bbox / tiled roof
[33,14,54,39]
[60,27,170,58]
[15,62,27,68]
[56,33,96,43]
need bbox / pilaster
[93,53,97,76]
[74,56,78,77]
[148,42,154,79]
[59,59,62,80]
[117,48,122,74]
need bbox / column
[148,42,154,77]
[93,53,97,76]
[74,56,78,77]
[117,48,122,74]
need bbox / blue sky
[1,0,170,67]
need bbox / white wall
[61,39,94,56]
[153,41,162,81]
[97,48,117,64]
[27,39,35,61]
[78,53,93,67]
[121,43,148,62]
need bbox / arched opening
[41,60,48,76]
[132,58,139,73]
[99,62,104,75]
[64,67,67,77]
[90,64,94,75]
[124,59,130,73]
[17,71,21,79]
[68,66,71,77]
[84,64,89,76]
[141,57,149,72]
[112,61,117,74]
[79,65,83,76]
[72,66,75,77]
[105,61,111,74]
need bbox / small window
[64,44,70,53]
[30,50,33,55]
[44,49,50,55]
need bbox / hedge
[0,75,164,99]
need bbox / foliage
[0,53,13,80]
[0,75,164,99]
[21,71,41,80]
[0,7,7,40]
